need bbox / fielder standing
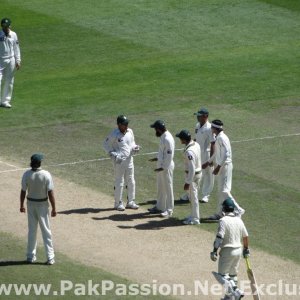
[103,115,140,211]
[202,119,244,219]
[0,18,21,108]
[210,198,250,300]
[176,130,201,225]
[179,107,215,203]
[20,154,56,265]
[148,120,175,218]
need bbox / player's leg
[2,58,15,106]
[125,161,139,209]
[26,201,39,262]
[38,202,55,263]
[114,162,125,210]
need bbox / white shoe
[235,208,245,218]
[115,202,125,211]
[183,218,200,225]
[200,196,209,203]
[1,102,11,108]
[46,258,55,265]
[179,193,189,201]
[126,201,139,209]
[160,210,172,218]
[26,256,36,264]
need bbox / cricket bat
[245,257,261,300]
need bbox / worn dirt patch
[0,160,299,299]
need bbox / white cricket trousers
[0,57,16,105]
[156,164,174,212]
[27,201,55,261]
[218,247,242,276]
[216,163,244,215]
[200,151,214,199]
[187,173,201,220]
[113,158,135,206]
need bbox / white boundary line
[0,132,299,174]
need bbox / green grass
[0,0,299,266]
[0,232,173,299]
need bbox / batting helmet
[117,115,129,125]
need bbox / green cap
[1,18,11,27]
[176,129,191,140]
[31,153,44,163]
[194,108,209,116]
[222,198,235,211]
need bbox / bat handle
[245,257,251,270]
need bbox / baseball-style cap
[176,129,191,140]
[117,115,129,125]
[194,108,209,116]
[150,120,166,130]
[1,18,11,27]
[31,153,44,163]
[222,197,235,210]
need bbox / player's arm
[48,190,57,217]
[20,190,26,213]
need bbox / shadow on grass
[0,260,46,267]
[137,199,157,207]
[117,217,183,230]
[92,212,158,222]
[58,207,115,215]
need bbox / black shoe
[148,207,161,214]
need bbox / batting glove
[115,155,124,164]
[210,251,218,262]
[243,248,250,258]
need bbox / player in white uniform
[149,120,175,218]
[179,108,215,203]
[210,198,250,300]
[103,115,140,211]
[194,108,215,202]
[0,18,21,108]
[176,130,202,225]
[202,119,245,219]
[20,154,56,265]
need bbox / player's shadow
[0,260,46,267]
[58,207,114,215]
[92,212,158,222]
[137,199,157,207]
[117,217,183,230]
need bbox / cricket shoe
[208,213,222,220]
[26,256,36,264]
[235,208,245,218]
[115,202,125,211]
[182,217,200,225]
[46,258,55,265]
[160,210,173,218]
[148,207,161,214]
[179,193,189,201]
[0,102,11,108]
[200,196,209,203]
[126,201,139,209]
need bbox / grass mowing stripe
[0,132,299,173]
